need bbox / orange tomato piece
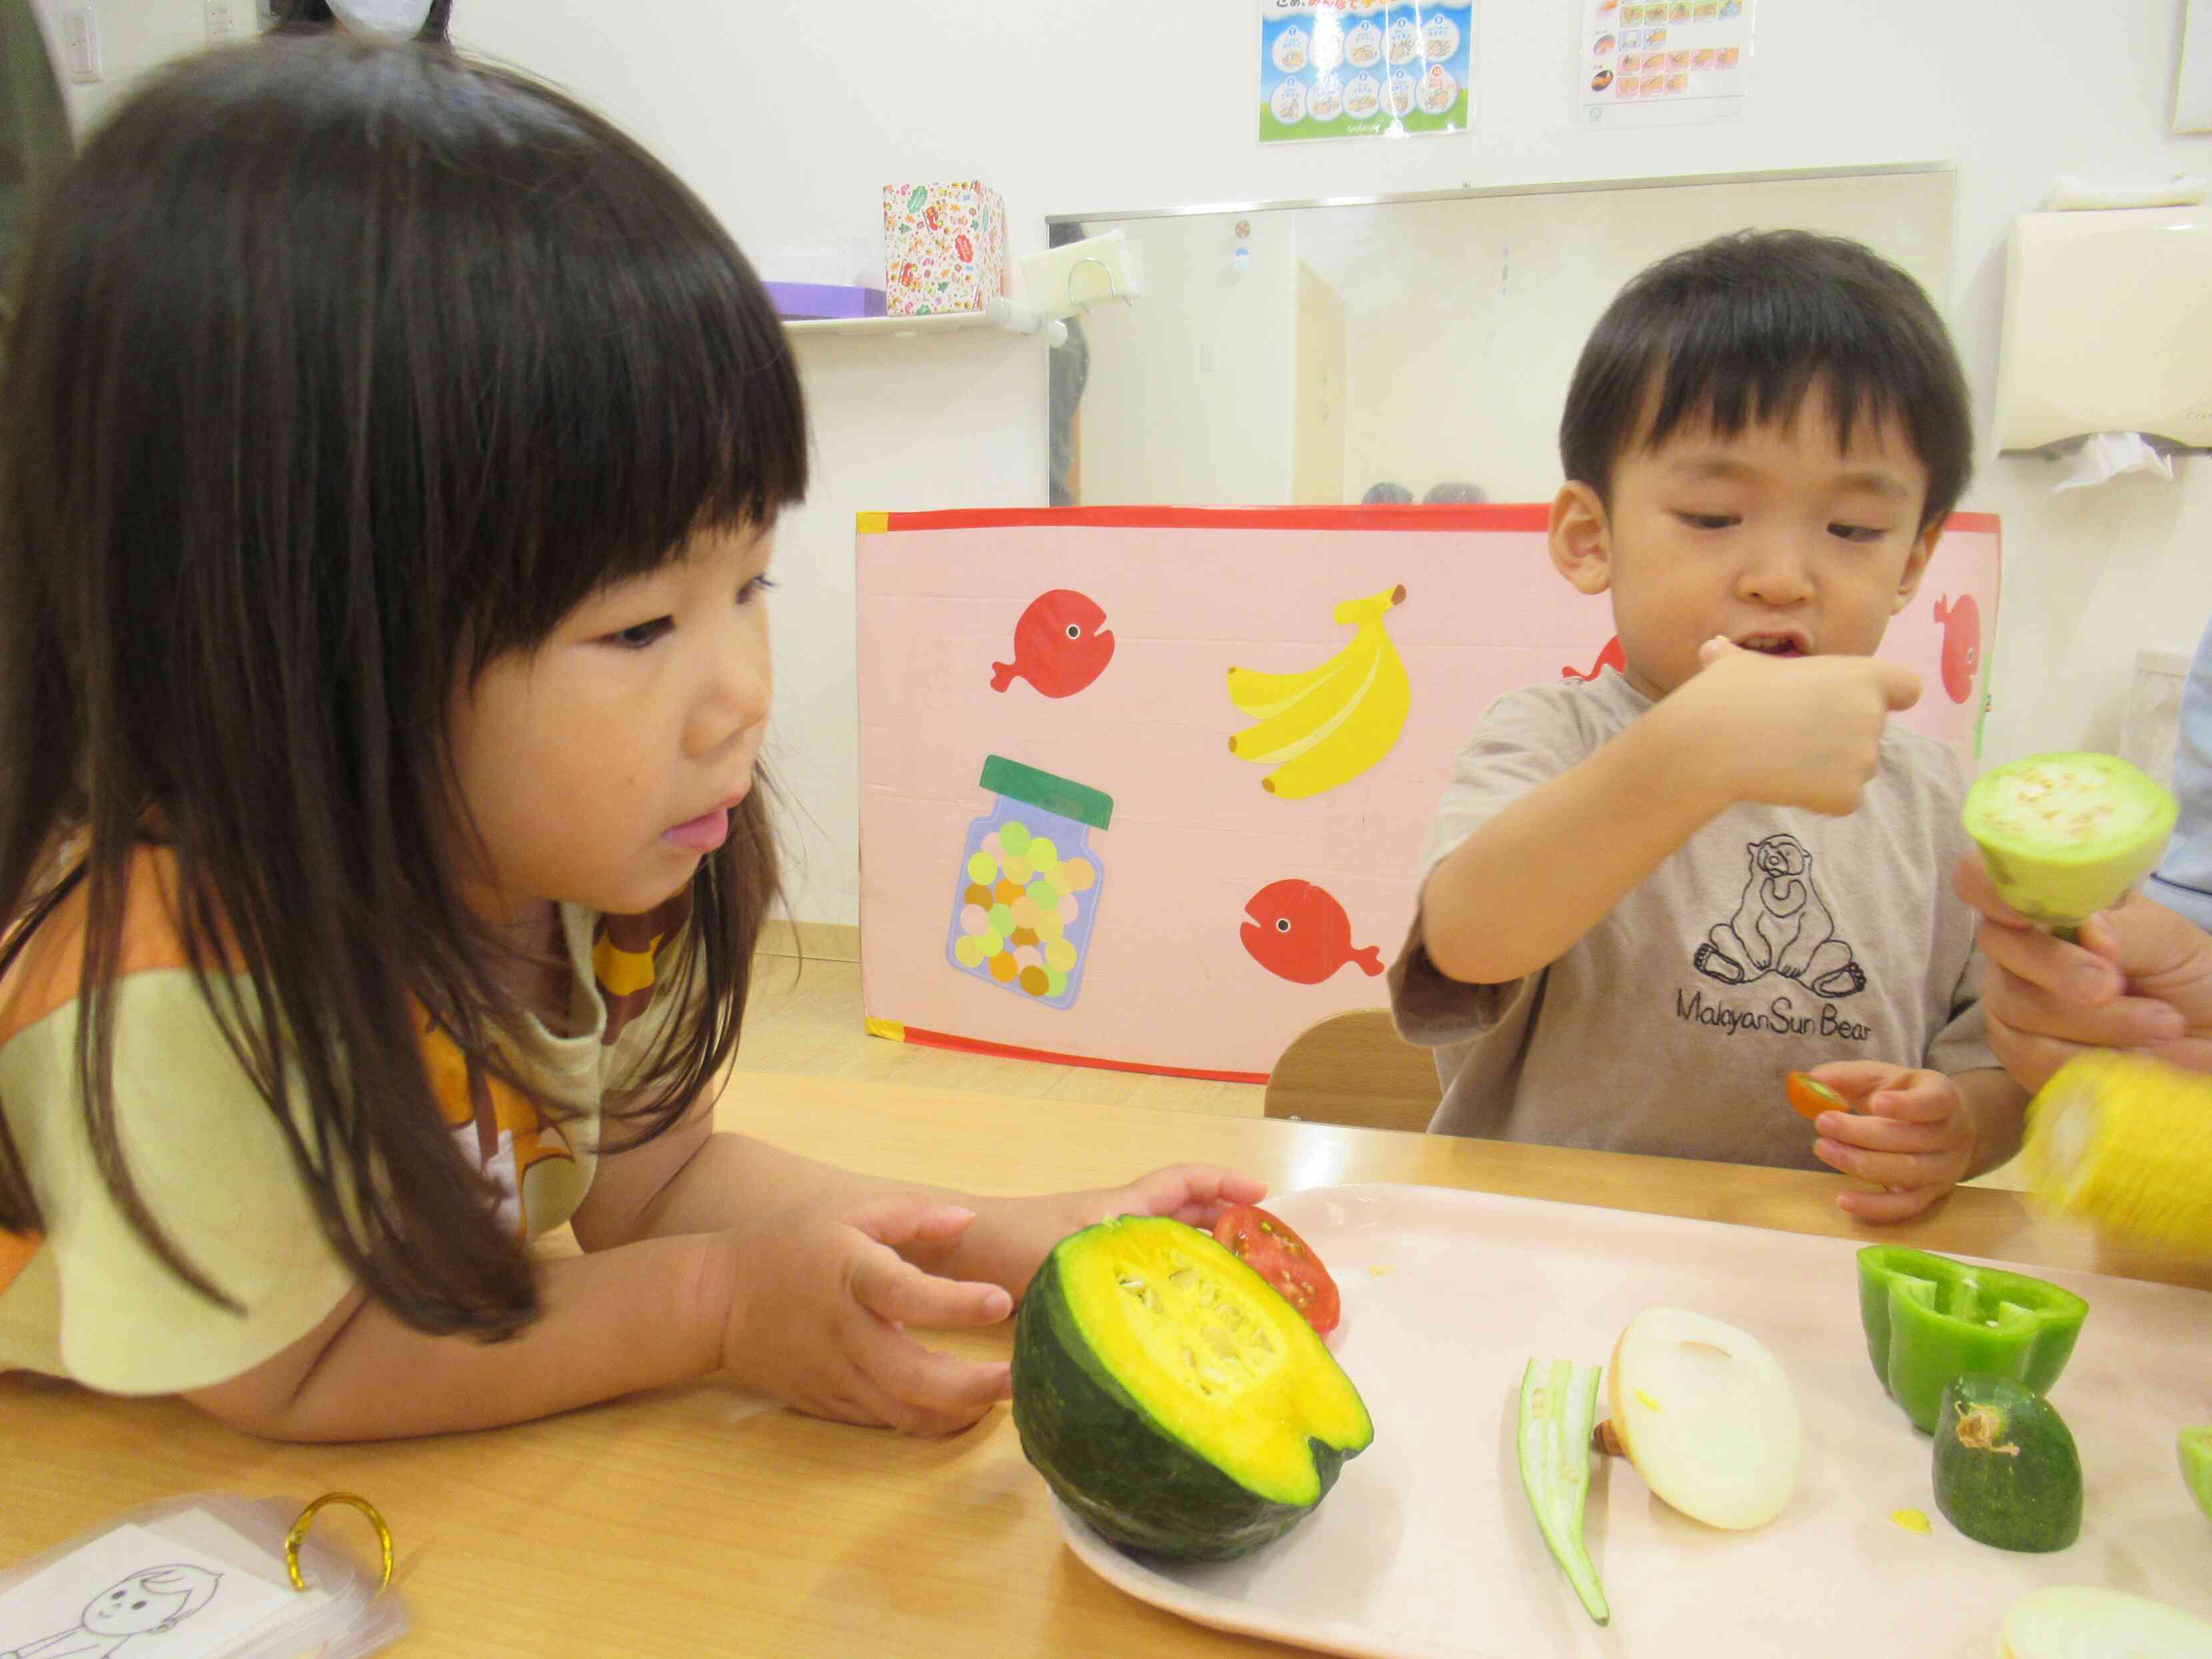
[1785,1071,1849,1120]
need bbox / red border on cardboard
[873,505,2002,536]
[886,1022,1270,1086]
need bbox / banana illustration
[1227,584,1410,800]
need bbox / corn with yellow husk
[2023,1051,2212,1258]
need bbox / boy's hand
[935,1164,1272,1301]
[1803,1061,1973,1222]
[716,1191,1015,1438]
[1953,851,2212,1092]
[1678,638,1922,815]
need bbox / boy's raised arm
[1421,644,1922,987]
[1420,701,1727,984]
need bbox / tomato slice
[1212,1204,1341,1334]
[1784,1070,1850,1121]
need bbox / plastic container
[945,755,1112,1010]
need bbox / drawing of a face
[80,1565,220,1638]
[83,1582,190,1636]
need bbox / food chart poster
[1580,0,1751,131]
[1260,0,1474,145]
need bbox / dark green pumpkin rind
[1932,1374,2083,1554]
[1010,1233,1370,1562]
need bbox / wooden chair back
[1263,1008,1439,1134]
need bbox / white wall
[35,0,2212,925]
[1078,210,1300,505]
[1328,171,1955,506]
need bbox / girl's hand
[716,1191,1015,1438]
[936,1164,1271,1301]
[1804,1062,1974,1223]
[1094,1162,1272,1230]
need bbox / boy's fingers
[1815,1112,1954,1154]
[1838,1183,1945,1223]
[1697,635,1740,668]
[1805,1060,1910,1098]
[850,1249,1012,1329]
[1815,1138,1956,1189]
[1861,1084,1960,1124]
[1872,661,1923,712]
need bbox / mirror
[1048,166,1955,507]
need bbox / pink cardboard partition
[855,506,2000,1082]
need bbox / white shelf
[783,296,1068,347]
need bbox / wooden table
[5,1074,2206,1657]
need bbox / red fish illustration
[1562,635,1628,682]
[1933,594,1980,705]
[990,589,1116,697]
[1240,879,1384,985]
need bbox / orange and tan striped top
[0,852,697,1394]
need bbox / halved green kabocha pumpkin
[1011,1215,1374,1561]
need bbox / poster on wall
[856,505,2001,1082]
[1260,0,1474,145]
[1578,0,1752,131]
[2179,0,2212,132]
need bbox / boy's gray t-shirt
[1390,669,1999,1170]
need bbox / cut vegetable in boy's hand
[1784,1070,1850,1120]
[1802,1062,1980,1221]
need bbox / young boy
[1390,229,2027,1222]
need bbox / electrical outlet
[59,4,102,83]
[205,0,239,40]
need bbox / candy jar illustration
[1933,593,1981,705]
[947,756,1110,1008]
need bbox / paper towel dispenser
[1993,209,2212,450]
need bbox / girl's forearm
[610,1131,969,1239]
[184,1232,728,1442]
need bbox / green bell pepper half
[1857,1246,2088,1434]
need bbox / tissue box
[882,182,1008,317]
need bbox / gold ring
[284,1492,394,1595]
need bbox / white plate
[1044,1183,2212,1658]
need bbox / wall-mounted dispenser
[1992,207,2212,451]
